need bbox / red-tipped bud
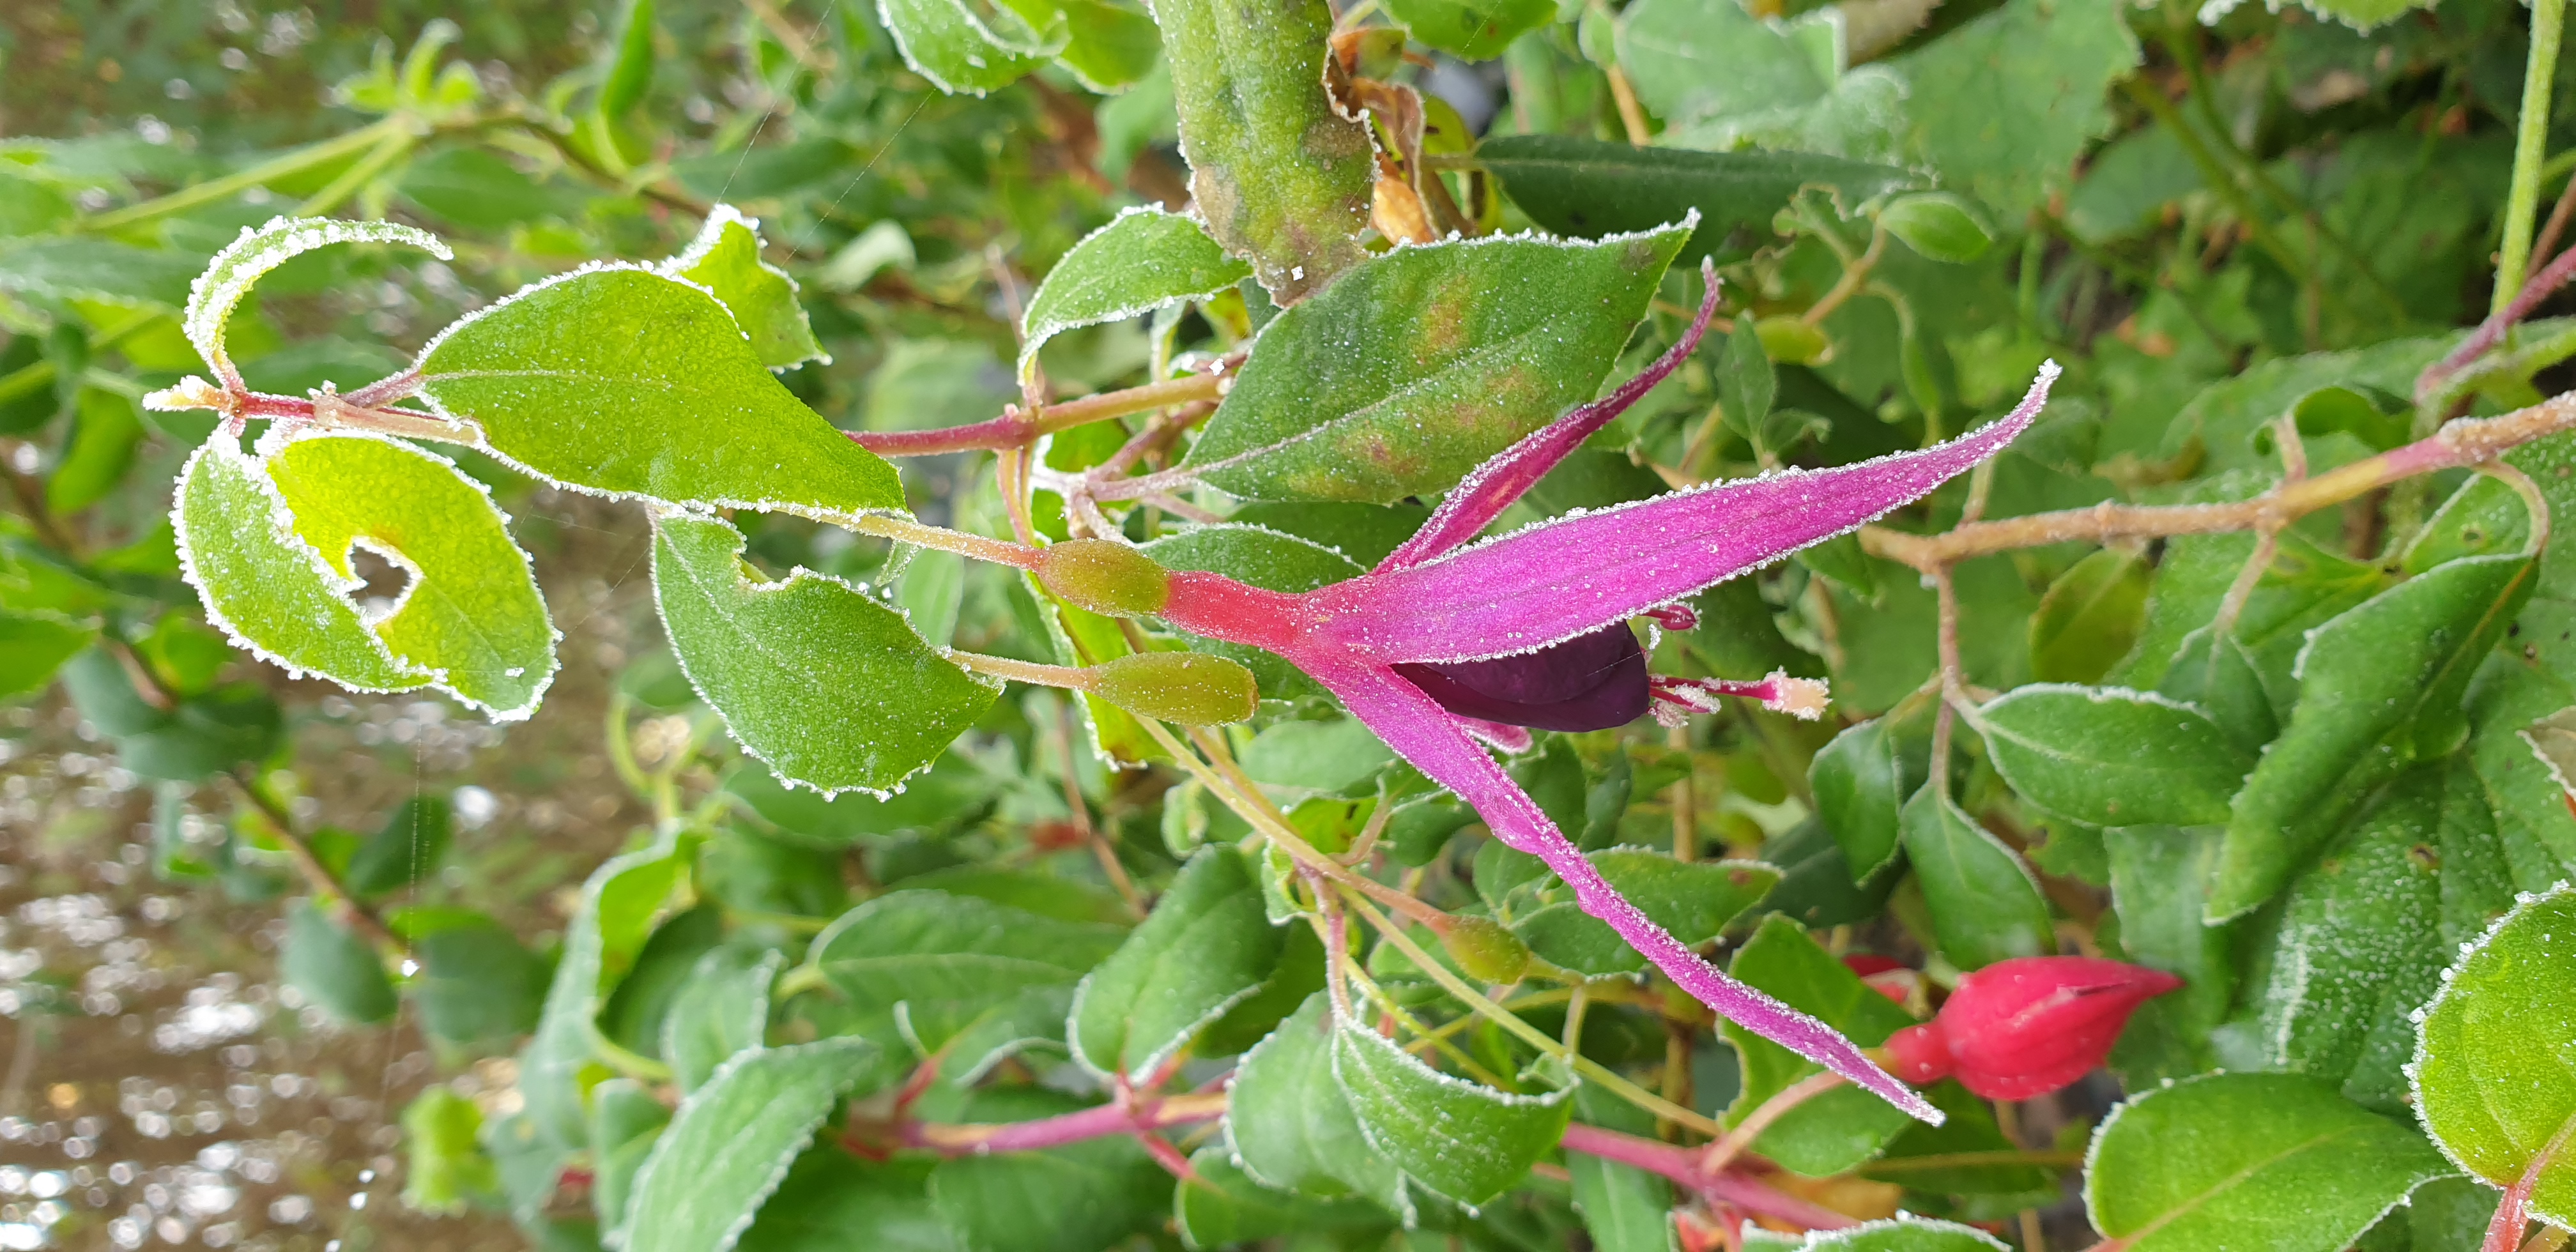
[1905,957,2182,1100]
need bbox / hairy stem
[849,373,1225,457]
[1860,395,2576,570]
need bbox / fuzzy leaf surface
[621,1037,889,1252]
[2412,883,2576,1226]
[1331,1015,1572,1205]
[1974,685,2251,828]
[1070,846,1282,1076]
[666,208,826,370]
[1898,788,2055,970]
[1020,208,1249,374]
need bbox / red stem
[2485,1113,2576,1252]
[2421,243,2576,402]
[1557,1123,1858,1231]
[851,411,1041,457]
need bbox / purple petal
[1377,263,1724,573]
[1298,652,1943,1125]
[1393,622,1649,731]
[1314,363,2060,664]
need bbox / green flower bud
[1087,652,1258,725]
[1752,315,1829,366]
[1036,539,1170,616]
[1438,915,1531,985]
[1878,192,1993,264]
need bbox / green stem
[0,311,162,407]
[293,128,418,218]
[80,119,401,234]
[2499,0,2570,314]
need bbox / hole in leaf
[343,540,415,625]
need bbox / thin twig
[230,771,406,954]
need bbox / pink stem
[2483,1113,2576,1252]
[903,1091,1228,1155]
[850,411,1039,457]
[2421,243,2576,403]
[1380,260,1724,572]
[1557,1123,1857,1231]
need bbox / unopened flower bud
[1436,915,1531,985]
[1883,956,2181,1099]
[1036,539,1170,616]
[1085,652,1257,725]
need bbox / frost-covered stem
[843,514,1043,570]
[1861,393,2576,570]
[2499,0,2569,317]
[1930,565,1963,798]
[1699,1071,1844,1177]
[1555,1124,1858,1231]
[2212,415,2305,639]
[904,1090,1230,1154]
[1339,889,1730,1138]
[2484,1111,2576,1252]
[951,652,1098,691]
[848,374,1226,457]
[230,770,406,955]
[1169,723,1454,930]
[79,118,403,233]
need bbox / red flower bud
[1882,957,2181,1100]
[1840,953,1915,1004]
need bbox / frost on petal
[1300,652,1942,1125]
[1316,362,2062,665]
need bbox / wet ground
[0,492,658,1251]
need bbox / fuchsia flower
[1140,280,2062,1123]
[1883,957,2182,1100]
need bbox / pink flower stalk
[1148,277,2062,1122]
[1882,956,2182,1100]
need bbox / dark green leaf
[652,514,999,796]
[345,794,453,897]
[1070,846,1284,1076]
[1478,135,1913,266]
[1173,1145,1392,1248]
[622,1037,891,1252]
[1810,717,1924,881]
[1889,0,2141,219]
[1226,993,1409,1213]
[806,889,1123,1057]
[735,1152,954,1252]
[591,1077,670,1241]
[1898,788,2055,970]
[927,1089,1169,1252]
[1568,1086,1675,1252]
[1509,850,1779,975]
[2084,1073,2455,1252]
[1185,227,1689,503]
[2028,547,2150,685]
[414,917,550,1043]
[281,900,395,1024]
[1974,685,2251,828]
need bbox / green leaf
[47,388,142,516]
[1743,1219,2009,1251]
[1898,788,2055,970]
[416,266,904,514]
[2154,629,2278,756]
[173,439,422,694]
[1020,208,1250,375]
[1226,993,1409,1214]
[926,1088,1169,1252]
[1508,850,1779,976]
[621,1037,890,1252]
[2028,547,2150,685]
[413,917,551,1043]
[344,793,452,897]
[724,758,997,846]
[2412,882,2576,1227]
[0,608,94,700]
[0,238,206,309]
[1153,0,1372,301]
[266,432,560,719]
[1049,0,1160,92]
[666,206,827,372]
[2213,554,2536,920]
[1889,0,2141,220]
[735,1152,954,1252]
[520,838,691,1145]
[651,514,998,797]
[1381,0,1551,59]
[401,1088,499,1215]
[398,145,593,233]
[1811,717,1925,881]
[1722,916,1920,1177]
[182,215,448,383]
[602,905,725,1061]
[592,1078,671,1241]
[2083,1073,2455,1252]
[2210,774,2443,1112]
[1070,846,1284,1077]
[665,948,783,1094]
[2279,0,2434,31]
[1332,1013,1573,1205]
[1238,717,1394,791]
[1568,1087,1676,1252]
[2103,826,2234,1081]
[1974,685,2251,828]
[56,653,280,782]
[877,0,1055,95]
[805,889,1124,1057]
[1186,227,1689,503]
[1612,0,1841,138]
[281,900,395,1024]
[1174,1145,1392,1248]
